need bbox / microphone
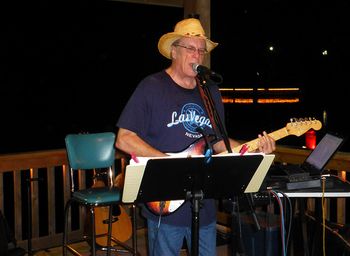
[192,64,223,84]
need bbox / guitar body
[147,200,185,216]
[92,179,132,246]
[145,118,322,216]
[94,203,132,244]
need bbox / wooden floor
[29,209,350,255]
[33,227,232,256]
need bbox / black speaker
[241,212,280,256]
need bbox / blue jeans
[147,219,217,256]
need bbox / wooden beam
[14,171,23,240]
[0,149,68,172]
[107,0,184,8]
[47,167,56,236]
[0,173,3,211]
[183,0,212,67]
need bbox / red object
[239,144,249,155]
[130,152,139,163]
[305,130,316,149]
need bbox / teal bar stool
[63,132,136,256]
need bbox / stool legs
[63,202,138,256]
[63,202,98,256]
[90,207,96,256]
[131,204,138,255]
[106,205,113,256]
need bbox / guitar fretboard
[231,127,289,153]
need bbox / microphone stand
[195,74,248,256]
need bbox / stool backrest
[65,132,116,170]
[65,132,116,190]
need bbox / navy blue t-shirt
[117,70,226,226]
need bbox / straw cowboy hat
[158,18,218,59]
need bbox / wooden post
[337,170,346,224]
[183,0,212,68]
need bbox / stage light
[305,130,317,149]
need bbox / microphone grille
[192,63,199,73]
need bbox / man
[115,18,275,255]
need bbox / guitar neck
[230,127,290,153]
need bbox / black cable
[278,191,293,252]
[151,202,165,256]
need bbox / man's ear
[170,46,177,59]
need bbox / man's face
[171,37,207,77]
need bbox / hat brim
[158,32,218,59]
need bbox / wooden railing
[1,146,350,252]
[0,149,70,251]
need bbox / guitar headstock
[286,117,322,137]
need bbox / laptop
[299,132,345,176]
[266,132,345,190]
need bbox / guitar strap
[196,77,219,135]
[196,76,232,153]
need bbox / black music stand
[122,154,274,256]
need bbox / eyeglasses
[173,44,208,56]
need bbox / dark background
[1,0,350,154]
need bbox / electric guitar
[146,118,322,216]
